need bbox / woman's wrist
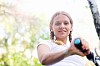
[64,49,71,58]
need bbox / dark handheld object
[74,38,94,60]
[74,38,100,66]
[74,38,88,53]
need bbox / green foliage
[0,52,31,66]
[33,58,43,66]
[0,2,48,66]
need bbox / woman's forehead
[54,14,69,18]
[53,14,70,21]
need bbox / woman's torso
[38,40,85,66]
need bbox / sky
[1,0,99,21]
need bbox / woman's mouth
[58,30,66,33]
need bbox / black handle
[74,38,100,66]
[74,38,87,53]
[74,38,94,60]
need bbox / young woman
[37,11,95,66]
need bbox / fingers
[75,49,85,56]
[81,38,91,55]
[70,37,91,56]
[81,39,90,52]
[69,40,85,56]
[78,38,89,50]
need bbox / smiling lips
[58,30,66,34]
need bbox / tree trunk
[87,0,100,56]
[87,0,100,40]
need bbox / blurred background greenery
[0,0,100,66]
[0,0,50,66]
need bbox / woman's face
[52,14,72,39]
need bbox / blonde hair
[50,11,73,43]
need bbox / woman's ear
[70,28,73,31]
[51,26,54,32]
[51,29,53,32]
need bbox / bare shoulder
[37,44,50,51]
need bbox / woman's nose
[60,23,65,29]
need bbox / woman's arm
[37,44,71,65]
[37,38,91,65]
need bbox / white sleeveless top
[38,40,86,66]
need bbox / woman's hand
[68,37,91,56]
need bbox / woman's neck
[56,38,67,45]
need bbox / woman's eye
[64,22,69,25]
[55,22,60,25]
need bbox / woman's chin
[58,36,67,39]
